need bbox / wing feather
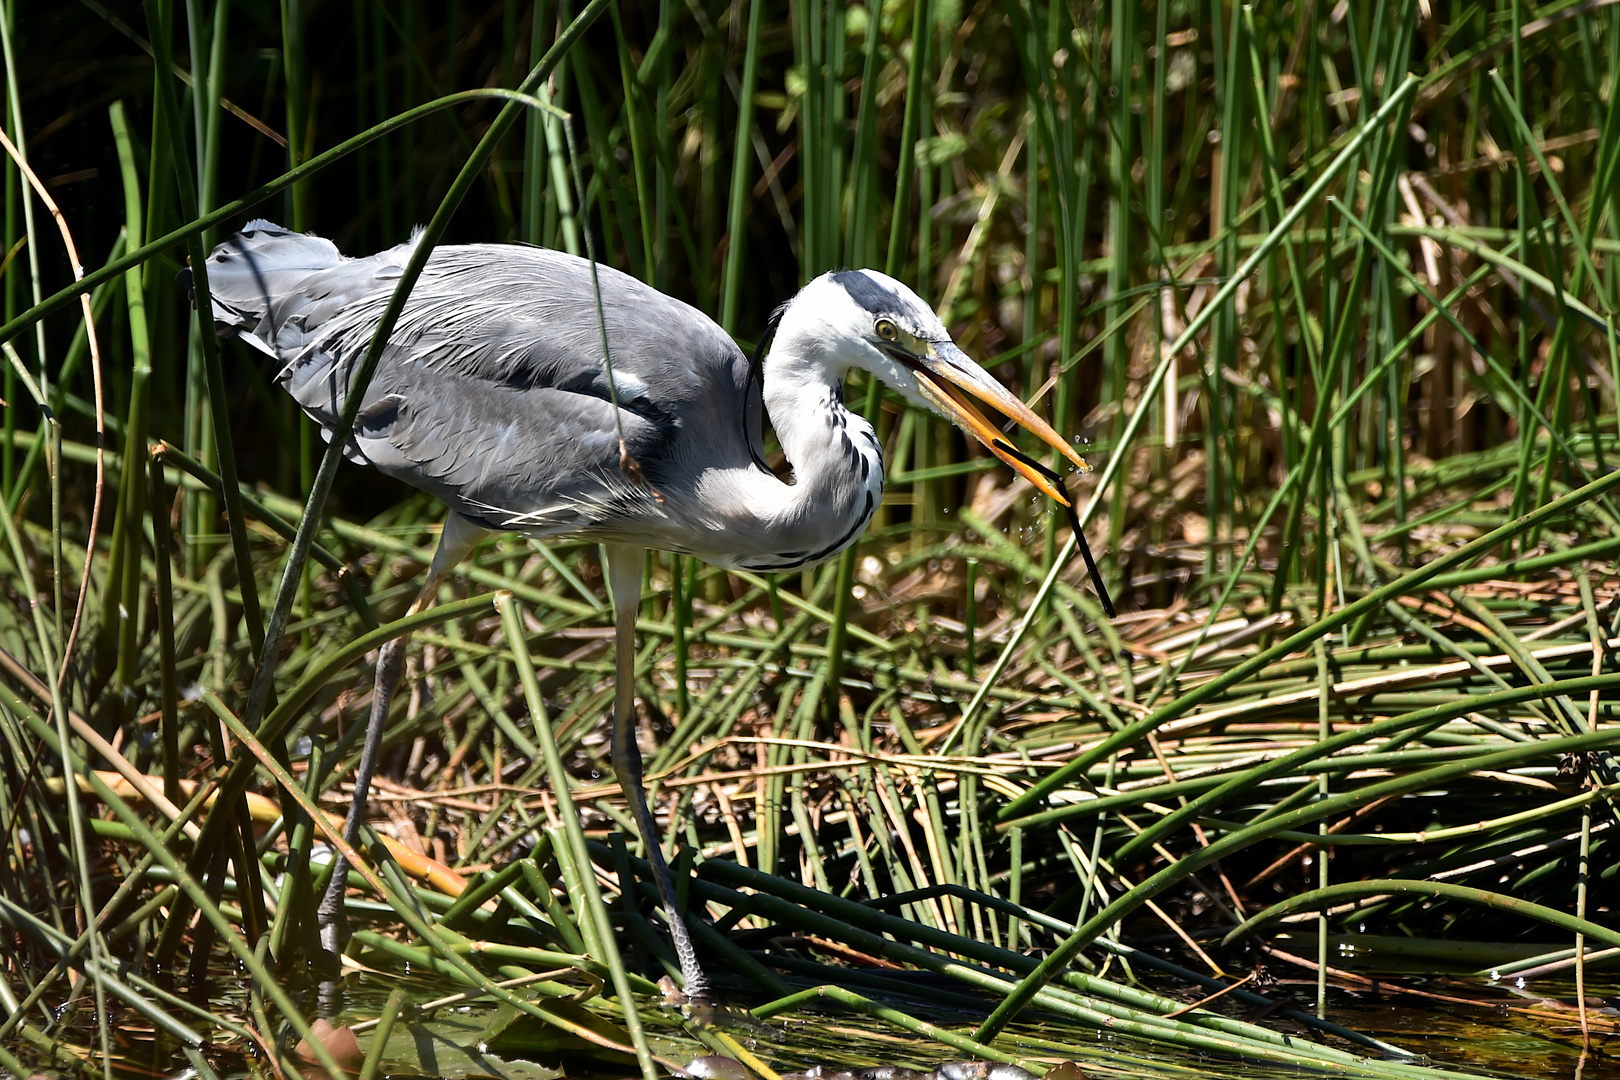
[205,226,763,538]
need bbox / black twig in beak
[994,441,1116,619]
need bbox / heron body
[203,221,1108,998]
[211,223,894,571]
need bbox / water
[14,960,1615,1079]
[326,965,1620,1080]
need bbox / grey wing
[205,224,764,539]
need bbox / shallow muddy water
[317,965,1617,1080]
[16,955,1615,1079]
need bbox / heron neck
[720,337,883,571]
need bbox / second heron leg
[317,633,405,955]
[605,543,710,1001]
[317,515,487,957]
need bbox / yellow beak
[900,339,1089,506]
[892,336,1116,618]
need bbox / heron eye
[875,319,899,341]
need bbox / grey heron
[201,220,1112,1000]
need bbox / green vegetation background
[2,1,1619,1078]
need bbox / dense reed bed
[1,0,1618,1077]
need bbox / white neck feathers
[682,311,884,573]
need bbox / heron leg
[605,544,709,1001]
[318,515,486,957]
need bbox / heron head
[780,268,1091,507]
